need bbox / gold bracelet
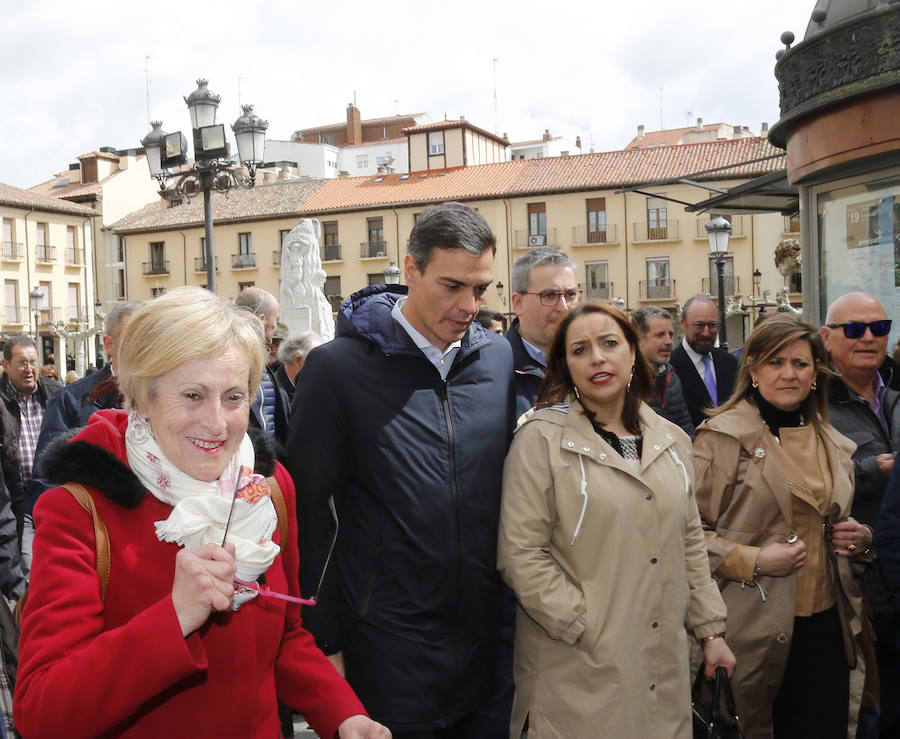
[700,633,724,643]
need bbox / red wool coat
[14,409,365,738]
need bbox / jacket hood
[337,283,495,359]
[36,409,277,509]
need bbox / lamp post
[383,261,401,285]
[29,287,42,356]
[140,79,268,294]
[705,215,732,351]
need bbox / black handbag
[692,665,743,739]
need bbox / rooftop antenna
[353,90,357,107]
[492,57,500,135]
[238,76,248,107]
[659,86,664,130]
[144,54,152,126]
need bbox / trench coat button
[653,444,660,451]
[567,441,575,448]
[583,447,590,452]
[599,453,607,460]
[666,433,672,440]
[649,683,656,691]
[776,632,788,643]
[652,621,659,628]
[650,557,658,564]
[644,493,653,501]
[754,448,766,459]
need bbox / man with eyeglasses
[822,291,900,735]
[670,295,738,428]
[0,335,59,543]
[508,247,579,417]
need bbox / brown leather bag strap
[266,476,288,553]
[62,483,110,602]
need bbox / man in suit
[670,295,738,428]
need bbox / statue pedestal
[281,305,313,336]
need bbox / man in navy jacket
[286,203,515,737]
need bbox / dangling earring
[751,378,759,388]
[626,365,635,392]
[811,381,817,390]
[573,385,581,400]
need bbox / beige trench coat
[693,399,863,739]
[498,399,726,739]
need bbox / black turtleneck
[753,389,805,438]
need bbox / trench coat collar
[547,396,681,485]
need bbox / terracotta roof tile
[296,113,426,135]
[0,181,96,216]
[297,138,785,214]
[77,150,120,162]
[340,137,406,149]
[625,123,739,149]
[110,178,325,234]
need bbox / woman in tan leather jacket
[694,314,869,739]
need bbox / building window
[368,218,384,244]
[150,242,166,270]
[68,283,80,320]
[428,131,445,156]
[116,235,125,263]
[585,261,610,300]
[67,226,77,250]
[4,280,18,324]
[368,272,386,286]
[527,203,547,246]
[238,233,252,254]
[37,282,51,317]
[115,269,126,300]
[279,230,291,249]
[324,275,342,311]
[586,198,607,243]
[3,218,13,244]
[646,258,671,299]
[322,222,341,261]
[36,222,48,245]
[356,155,368,169]
[238,281,255,291]
[647,197,668,240]
[322,135,334,145]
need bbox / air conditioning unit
[527,234,547,247]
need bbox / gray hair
[278,332,323,364]
[235,286,278,318]
[407,201,496,271]
[104,300,141,338]
[511,247,576,294]
[630,306,673,336]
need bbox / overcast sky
[3,0,815,189]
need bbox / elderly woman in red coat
[14,286,390,739]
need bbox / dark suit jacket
[670,344,738,428]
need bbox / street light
[383,261,401,285]
[140,79,268,294]
[29,287,43,356]
[705,215,732,351]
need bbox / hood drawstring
[571,454,588,546]
[668,447,690,500]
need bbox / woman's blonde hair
[116,286,265,412]
[711,313,832,426]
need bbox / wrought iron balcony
[633,221,679,241]
[639,279,677,300]
[2,305,27,325]
[514,228,557,249]
[37,306,65,324]
[65,247,85,265]
[67,306,90,323]
[572,224,617,246]
[585,281,614,301]
[193,256,219,272]
[1,242,23,261]
[701,276,741,296]
[232,252,256,269]
[142,260,169,275]
[36,244,57,263]
[321,244,342,261]
[360,241,388,258]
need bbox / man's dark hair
[475,309,507,332]
[3,335,36,361]
[407,201,496,272]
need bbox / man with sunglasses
[823,291,900,736]
[670,295,738,428]
[508,247,579,417]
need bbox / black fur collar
[37,426,277,509]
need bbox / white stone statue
[279,219,335,342]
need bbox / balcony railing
[142,260,169,275]
[36,244,57,263]
[38,307,65,325]
[360,241,388,258]
[572,224,618,246]
[585,281,614,301]
[633,221,679,241]
[1,242,23,261]
[232,252,256,269]
[193,256,219,272]
[321,244,342,261]
[701,276,741,296]
[695,216,745,239]
[639,279,677,300]
[327,294,343,312]
[67,306,90,323]
[65,247,85,265]
[2,306,27,325]
[514,228,557,249]
[272,250,281,267]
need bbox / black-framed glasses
[690,321,719,331]
[234,495,339,607]
[522,289,582,307]
[827,320,892,339]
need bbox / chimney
[733,125,742,136]
[575,135,582,150]
[760,121,769,135]
[346,103,362,145]
[637,124,645,139]
[696,117,703,131]
[543,129,552,142]
[460,115,466,121]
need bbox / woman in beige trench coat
[693,314,869,739]
[498,303,735,739]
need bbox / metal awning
[685,170,799,215]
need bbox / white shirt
[681,337,717,384]
[391,297,461,381]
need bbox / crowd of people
[0,201,897,738]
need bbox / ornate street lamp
[29,287,42,355]
[140,79,268,294]
[383,261,401,285]
[705,215,733,351]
